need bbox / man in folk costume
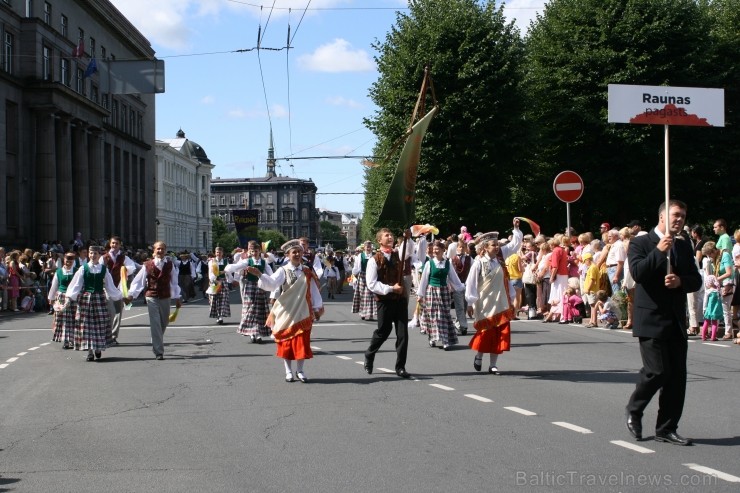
[48,252,81,349]
[65,246,122,361]
[299,237,324,279]
[101,236,137,345]
[126,241,182,360]
[175,251,198,303]
[451,239,473,335]
[465,219,522,374]
[224,240,273,343]
[363,228,413,379]
[249,240,323,383]
[351,241,378,321]
[208,246,233,325]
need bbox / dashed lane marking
[336,355,352,360]
[429,384,454,391]
[377,368,395,374]
[40,342,51,346]
[28,347,40,351]
[504,406,537,416]
[17,352,28,356]
[6,357,19,363]
[355,361,364,365]
[703,343,728,348]
[311,346,322,351]
[0,364,8,369]
[683,463,740,483]
[610,440,655,454]
[464,394,493,403]
[552,421,593,434]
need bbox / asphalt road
[1,289,739,493]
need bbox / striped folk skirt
[421,285,458,346]
[357,273,377,320]
[209,281,231,319]
[74,291,110,351]
[51,293,77,344]
[238,280,271,336]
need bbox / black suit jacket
[628,230,702,340]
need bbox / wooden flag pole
[664,124,671,275]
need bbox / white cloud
[298,38,375,73]
[502,0,546,36]
[226,104,288,120]
[201,95,215,104]
[325,96,362,109]
[272,104,289,118]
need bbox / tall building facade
[155,129,213,252]
[211,133,319,244]
[0,0,157,249]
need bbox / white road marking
[610,440,655,454]
[504,406,537,416]
[429,384,454,391]
[40,342,51,346]
[464,394,493,403]
[335,355,352,360]
[311,346,322,350]
[552,421,593,434]
[16,352,28,356]
[683,463,740,483]
[313,323,367,327]
[323,351,335,355]
[122,313,149,320]
[0,364,9,369]
[28,347,40,351]
[703,343,728,348]
[377,368,395,374]
[6,357,18,363]
[355,361,364,365]
[0,329,51,332]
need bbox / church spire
[266,128,277,178]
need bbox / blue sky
[110,0,544,213]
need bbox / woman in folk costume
[465,219,522,374]
[351,240,378,321]
[48,252,81,349]
[248,240,323,383]
[64,246,122,361]
[224,241,273,343]
[208,246,233,325]
[416,240,465,350]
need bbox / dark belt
[606,264,617,267]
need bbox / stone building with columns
[155,130,214,253]
[0,0,156,249]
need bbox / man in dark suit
[625,200,701,446]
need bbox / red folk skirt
[469,321,511,354]
[275,329,313,360]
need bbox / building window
[90,84,98,103]
[120,103,126,130]
[211,197,215,206]
[3,32,13,75]
[284,193,292,204]
[25,0,32,17]
[60,57,69,85]
[282,210,294,222]
[267,194,273,205]
[42,45,51,80]
[60,14,68,37]
[44,2,51,24]
[230,195,236,206]
[253,194,261,205]
[282,227,293,238]
[76,67,83,93]
[220,196,226,206]
[266,210,274,222]
[301,208,308,221]
[112,99,118,124]
[129,109,135,136]
[89,37,95,59]
[101,46,106,60]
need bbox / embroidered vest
[179,259,192,277]
[374,251,403,301]
[56,267,77,293]
[429,259,450,287]
[83,264,107,293]
[144,260,173,299]
[360,252,369,273]
[216,258,228,279]
[245,258,265,282]
[104,252,125,285]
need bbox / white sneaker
[285,372,294,382]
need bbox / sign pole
[664,124,671,274]
[566,202,571,238]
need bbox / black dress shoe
[363,358,373,375]
[155,354,164,360]
[626,412,642,441]
[655,431,692,446]
[94,350,102,360]
[86,352,95,362]
[396,369,411,379]
[473,356,482,372]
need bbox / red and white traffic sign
[553,171,584,203]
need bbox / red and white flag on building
[72,39,85,58]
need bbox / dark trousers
[626,336,688,434]
[365,297,409,371]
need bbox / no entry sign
[553,171,584,203]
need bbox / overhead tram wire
[285,1,312,157]
[256,2,278,134]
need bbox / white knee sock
[489,354,499,367]
[283,359,293,374]
[296,359,304,372]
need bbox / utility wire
[289,0,312,46]
[286,10,293,156]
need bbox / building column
[34,110,58,243]
[72,121,91,239]
[55,116,73,245]
[88,130,105,240]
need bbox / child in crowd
[559,287,584,324]
[582,253,600,327]
[325,257,339,300]
[594,289,618,329]
[701,274,723,341]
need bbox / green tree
[319,221,348,250]
[212,217,238,252]
[362,0,526,239]
[522,0,732,232]
[257,229,287,251]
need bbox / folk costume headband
[280,239,304,254]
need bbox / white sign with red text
[608,84,724,127]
